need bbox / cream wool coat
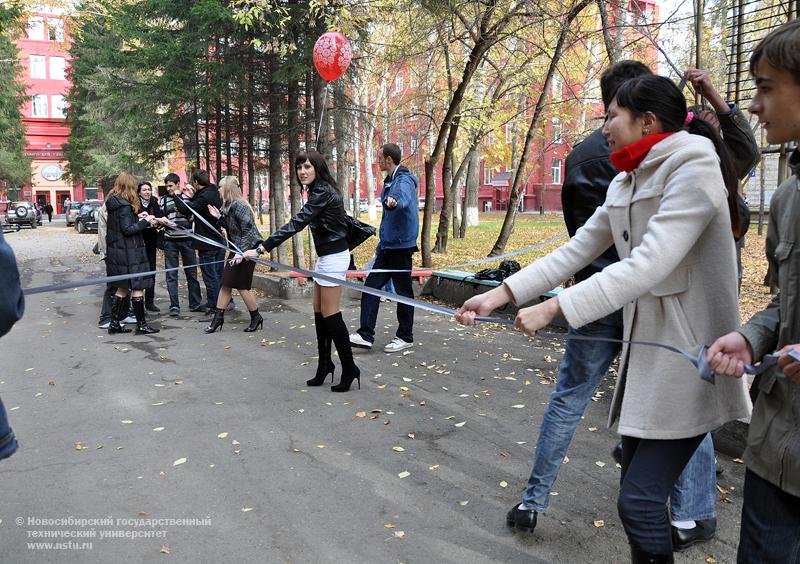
[504,132,751,439]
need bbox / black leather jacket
[561,127,619,283]
[263,180,349,256]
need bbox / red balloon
[313,32,352,82]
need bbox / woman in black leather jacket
[242,150,360,392]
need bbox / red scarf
[610,132,674,172]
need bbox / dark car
[75,202,102,233]
[6,201,41,229]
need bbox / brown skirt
[221,253,256,290]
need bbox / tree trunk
[268,55,287,265]
[597,0,620,64]
[237,104,245,186]
[304,72,313,150]
[225,102,233,175]
[360,87,378,221]
[287,78,305,268]
[214,101,222,181]
[491,0,591,256]
[450,148,471,239]
[461,147,480,233]
[353,109,362,218]
[333,80,349,200]
[313,74,332,161]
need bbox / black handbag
[345,215,376,251]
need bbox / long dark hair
[295,150,338,190]
[614,75,741,238]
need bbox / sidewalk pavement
[0,255,745,563]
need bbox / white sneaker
[122,315,137,324]
[98,321,111,329]
[384,337,413,353]
[349,333,373,349]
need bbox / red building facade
[17,6,83,213]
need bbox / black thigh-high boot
[131,296,159,334]
[109,295,132,334]
[324,312,360,392]
[307,312,335,386]
[630,544,674,564]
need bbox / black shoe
[612,442,623,465]
[132,297,159,334]
[506,504,537,533]
[169,307,180,318]
[189,306,206,313]
[145,302,160,312]
[204,308,225,333]
[331,366,360,392]
[671,518,716,552]
[243,309,263,332]
[631,544,674,563]
[108,296,132,334]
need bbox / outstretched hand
[707,332,753,378]
[455,285,513,326]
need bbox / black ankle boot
[243,309,263,332]
[307,312,335,386]
[204,307,224,333]
[132,297,159,334]
[324,312,361,392]
[630,544,674,564]
[109,295,132,334]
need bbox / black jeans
[618,434,705,555]
[357,247,415,344]
[738,469,800,563]
[164,239,202,310]
[144,241,157,305]
[198,248,226,310]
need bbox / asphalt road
[0,224,744,563]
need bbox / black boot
[144,286,159,312]
[630,544,674,564]
[325,312,360,392]
[108,295,132,334]
[204,307,225,333]
[243,309,263,332]
[132,296,159,334]
[307,312,335,386]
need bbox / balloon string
[315,83,330,151]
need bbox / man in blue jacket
[350,143,419,353]
[0,230,23,460]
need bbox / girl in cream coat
[457,75,750,563]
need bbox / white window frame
[49,56,65,80]
[28,16,45,40]
[410,138,418,153]
[395,113,402,126]
[51,94,66,118]
[483,164,491,185]
[505,124,513,144]
[551,75,562,99]
[551,158,562,185]
[29,55,46,79]
[394,74,403,94]
[47,18,64,42]
[552,116,563,143]
[31,94,48,118]
[396,142,404,155]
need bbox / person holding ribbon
[456,74,751,562]
[204,176,264,333]
[137,181,163,312]
[241,150,361,392]
[105,173,167,335]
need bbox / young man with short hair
[708,19,800,563]
[350,143,419,353]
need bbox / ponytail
[684,116,742,239]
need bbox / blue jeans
[164,240,202,310]
[357,247,415,344]
[737,469,800,563]
[670,433,717,521]
[522,310,623,510]
[198,248,225,310]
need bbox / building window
[29,55,46,79]
[551,158,562,184]
[552,117,563,143]
[49,57,65,80]
[551,75,562,99]
[31,94,48,118]
[28,16,45,40]
[483,165,492,185]
[51,95,66,118]
[410,138,418,153]
[394,74,403,94]
[397,142,403,154]
[409,103,417,122]
[395,113,402,126]
[47,19,64,42]
[505,124,513,144]
[409,73,417,88]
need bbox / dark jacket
[160,193,193,241]
[105,195,153,290]
[221,200,262,252]
[263,180,348,256]
[175,185,224,251]
[0,230,24,338]
[561,127,619,283]
[138,197,162,250]
[379,165,419,250]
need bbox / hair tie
[684,111,694,125]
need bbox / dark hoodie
[379,165,419,250]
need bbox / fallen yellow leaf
[593,520,605,528]
[500,481,508,488]
[173,457,187,467]
[391,446,405,452]
[398,471,411,479]
[218,432,229,439]
[241,507,253,513]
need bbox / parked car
[358,200,382,213]
[0,202,21,233]
[74,202,102,233]
[66,201,84,226]
[6,201,41,229]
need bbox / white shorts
[314,249,351,287]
